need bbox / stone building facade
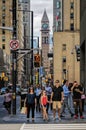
[80,0,86,89]
[53,0,80,83]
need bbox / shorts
[41,104,47,108]
[43,105,47,108]
[53,101,62,109]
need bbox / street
[0,95,20,122]
[20,123,86,130]
[0,95,86,130]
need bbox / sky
[31,0,53,37]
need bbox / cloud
[31,0,53,36]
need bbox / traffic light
[75,45,80,61]
[34,54,40,67]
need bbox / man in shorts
[51,80,64,120]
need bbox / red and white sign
[10,40,19,50]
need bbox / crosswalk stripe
[20,123,86,130]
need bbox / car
[21,88,28,92]
[16,86,21,95]
[1,87,7,95]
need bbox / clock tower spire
[41,9,50,76]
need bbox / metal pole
[30,11,33,85]
[12,0,17,115]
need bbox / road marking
[20,123,86,130]
[20,123,25,130]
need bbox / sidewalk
[2,107,86,123]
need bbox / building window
[2,44,5,49]
[70,2,74,9]
[70,23,74,31]
[62,57,66,62]
[2,15,5,19]
[2,22,5,26]
[2,5,6,11]
[46,37,48,43]
[70,13,74,19]
[57,1,61,9]
[2,0,6,3]
[2,13,5,18]
[63,69,66,74]
[62,44,66,51]
[2,30,5,34]
[2,19,5,23]
[2,36,5,42]
[42,37,45,43]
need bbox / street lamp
[12,0,17,115]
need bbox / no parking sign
[10,40,19,50]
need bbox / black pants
[82,99,85,112]
[27,103,35,118]
[36,96,40,112]
[73,99,83,116]
[5,101,11,114]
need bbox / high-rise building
[18,0,31,84]
[80,0,86,88]
[0,0,12,80]
[41,9,50,75]
[53,0,80,83]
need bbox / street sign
[10,40,19,50]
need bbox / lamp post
[11,2,34,113]
[12,0,17,115]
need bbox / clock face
[42,23,48,29]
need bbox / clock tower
[41,9,50,75]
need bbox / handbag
[81,94,86,99]
[21,107,27,114]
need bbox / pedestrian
[45,82,52,113]
[81,83,86,112]
[35,84,42,112]
[68,83,74,113]
[3,88,12,114]
[60,80,74,118]
[26,87,36,122]
[71,81,84,119]
[51,80,64,121]
[41,90,49,121]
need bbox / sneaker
[53,117,56,121]
[27,119,29,122]
[74,115,78,119]
[58,117,61,121]
[32,118,35,122]
[80,116,84,119]
[60,114,65,117]
[43,118,45,121]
